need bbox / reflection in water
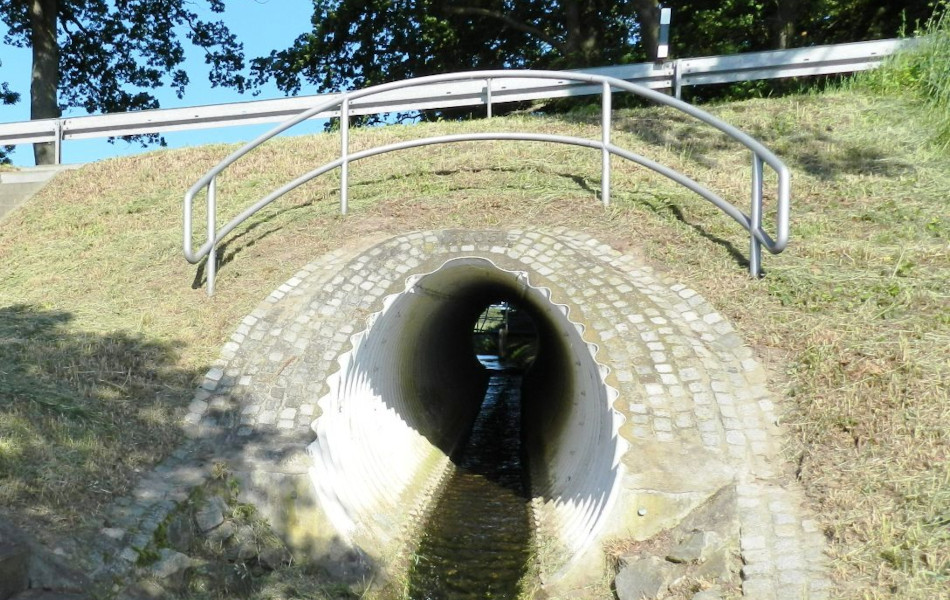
[406,356,533,599]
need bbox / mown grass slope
[0,85,947,598]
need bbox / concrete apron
[173,228,828,597]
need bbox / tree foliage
[666,1,942,101]
[0,0,246,163]
[2,0,944,164]
[0,67,18,106]
[672,0,942,58]
[251,0,657,98]
[799,0,941,44]
[1,59,16,164]
[253,0,942,102]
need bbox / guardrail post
[486,77,493,118]
[673,60,683,99]
[53,120,63,165]
[207,176,217,296]
[749,153,763,277]
[601,81,611,208]
[341,97,349,215]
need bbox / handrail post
[207,176,217,296]
[486,77,493,118]
[601,82,612,208]
[750,153,763,277]
[341,96,349,215]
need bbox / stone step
[0,182,47,221]
[0,164,82,222]
[0,164,79,184]
[1,171,53,184]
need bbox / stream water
[406,355,533,599]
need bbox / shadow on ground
[0,304,199,530]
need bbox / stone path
[68,228,829,598]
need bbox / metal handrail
[184,70,790,295]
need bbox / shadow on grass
[744,118,917,181]
[622,113,730,170]
[191,197,324,290]
[432,165,599,196]
[0,304,199,527]
[666,202,751,271]
[788,139,917,180]
[610,109,916,182]
[628,191,753,273]
[189,164,601,288]
[0,305,386,591]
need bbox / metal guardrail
[0,38,915,163]
[671,37,913,97]
[0,64,674,164]
[183,70,791,295]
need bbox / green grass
[1,82,948,598]
[851,2,950,145]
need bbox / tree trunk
[770,0,800,50]
[563,0,582,63]
[561,0,601,67]
[631,0,660,61]
[29,0,59,165]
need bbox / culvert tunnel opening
[310,257,624,576]
[471,299,539,372]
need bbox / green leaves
[251,0,649,102]
[1,0,246,127]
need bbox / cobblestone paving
[75,228,829,598]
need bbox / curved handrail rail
[184,70,790,295]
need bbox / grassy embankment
[1,23,948,598]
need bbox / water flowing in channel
[406,356,533,599]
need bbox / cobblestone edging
[75,228,828,598]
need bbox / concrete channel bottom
[78,228,830,598]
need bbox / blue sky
[0,0,321,166]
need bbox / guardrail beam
[0,38,914,155]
